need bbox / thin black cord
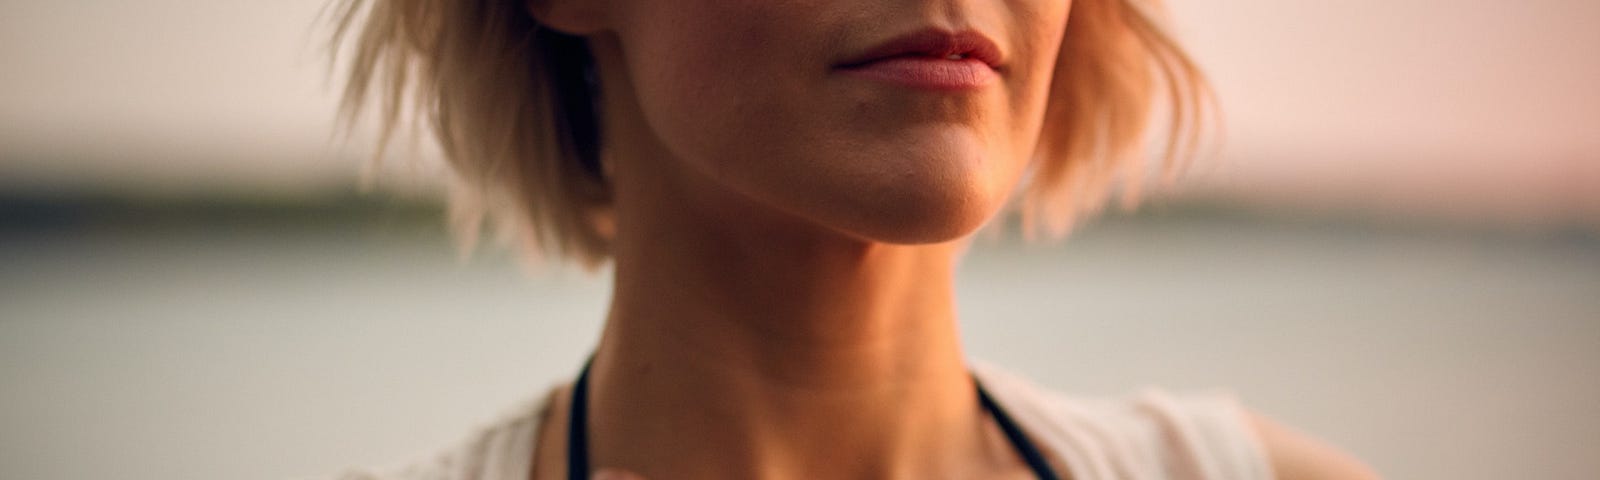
[566,357,593,480]
[565,359,1062,479]
[976,374,1063,480]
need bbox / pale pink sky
[1166,0,1600,225]
[1,0,1596,224]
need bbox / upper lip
[836,29,1005,70]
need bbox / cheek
[1000,0,1073,166]
[614,2,826,168]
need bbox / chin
[826,186,999,245]
[807,147,1010,245]
[710,125,1018,246]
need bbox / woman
[329,0,1377,478]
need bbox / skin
[581,0,1067,245]
[525,0,1380,479]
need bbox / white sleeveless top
[333,362,1274,480]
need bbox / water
[2,213,1596,479]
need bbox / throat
[575,256,1015,479]
[564,164,1040,477]
[574,346,1028,480]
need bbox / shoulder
[973,362,1375,480]
[325,388,561,480]
[1244,411,1382,480]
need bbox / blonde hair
[328,0,1213,268]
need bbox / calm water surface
[2,214,1596,480]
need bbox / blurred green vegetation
[2,190,1595,251]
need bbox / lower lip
[837,57,998,90]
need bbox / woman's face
[595,0,1072,243]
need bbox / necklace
[565,359,1061,480]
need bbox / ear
[528,0,609,35]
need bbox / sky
[1,0,1597,223]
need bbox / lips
[835,29,1004,90]
[838,29,1003,69]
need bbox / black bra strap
[975,373,1062,480]
[566,358,593,480]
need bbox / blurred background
[1,0,1596,479]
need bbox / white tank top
[332,362,1274,480]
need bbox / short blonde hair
[328,0,1212,268]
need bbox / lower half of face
[599,0,1071,244]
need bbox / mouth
[837,29,1005,70]
[834,29,1004,90]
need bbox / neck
[594,251,983,477]
[591,205,995,478]
[570,51,1028,477]
[603,235,969,389]
[582,142,1013,480]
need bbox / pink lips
[835,30,1003,91]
